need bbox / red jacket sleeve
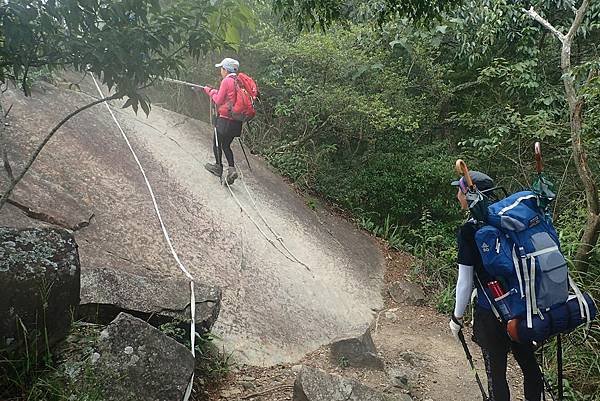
[207,77,234,106]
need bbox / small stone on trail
[387,280,425,306]
[400,351,422,367]
[293,366,412,401]
[385,310,398,322]
[387,367,411,389]
[330,328,384,370]
[220,388,242,398]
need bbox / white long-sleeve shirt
[454,264,474,318]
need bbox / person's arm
[454,264,474,318]
[204,77,233,106]
[450,224,476,340]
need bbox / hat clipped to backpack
[451,171,495,194]
[453,161,491,222]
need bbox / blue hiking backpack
[474,190,597,343]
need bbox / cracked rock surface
[93,312,194,401]
[79,266,221,332]
[0,75,384,365]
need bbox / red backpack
[229,73,258,122]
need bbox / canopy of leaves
[0,0,255,112]
[271,0,462,30]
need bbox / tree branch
[522,7,566,43]
[566,0,590,43]
[3,103,13,119]
[6,198,72,229]
[1,103,14,183]
[2,148,14,183]
[0,92,122,211]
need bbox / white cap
[215,58,239,73]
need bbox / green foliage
[193,332,233,385]
[1,321,104,401]
[357,213,406,250]
[338,355,349,368]
[243,27,457,226]
[0,0,254,112]
[540,325,600,400]
[271,0,463,30]
[435,283,455,314]
[132,0,600,396]
[159,321,232,385]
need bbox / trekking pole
[163,77,206,90]
[238,136,252,172]
[539,342,556,401]
[457,330,489,401]
[209,101,223,184]
[557,334,564,401]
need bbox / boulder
[330,328,384,370]
[293,366,411,401]
[0,227,80,350]
[387,281,425,306]
[79,266,221,333]
[93,312,195,401]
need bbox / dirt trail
[208,249,526,401]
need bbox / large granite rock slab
[93,313,195,401]
[0,227,80,349]
[79,266,221,333]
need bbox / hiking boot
[204,163,223,177]
[226,167,238,185]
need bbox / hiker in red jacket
[202,58,242,185]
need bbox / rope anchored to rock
[91,74,197,401]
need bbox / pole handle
[535,142,543,174]
[455,159,475,189]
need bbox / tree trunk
[525,1,596,271]
[0,93,122,211]
[569,98,599,271]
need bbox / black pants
[473,307,544,401]
[213,117,242,167]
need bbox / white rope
[91,74,196,400]
[224,177,305,268]
[237,166,310,270]
[207,100,310,271]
